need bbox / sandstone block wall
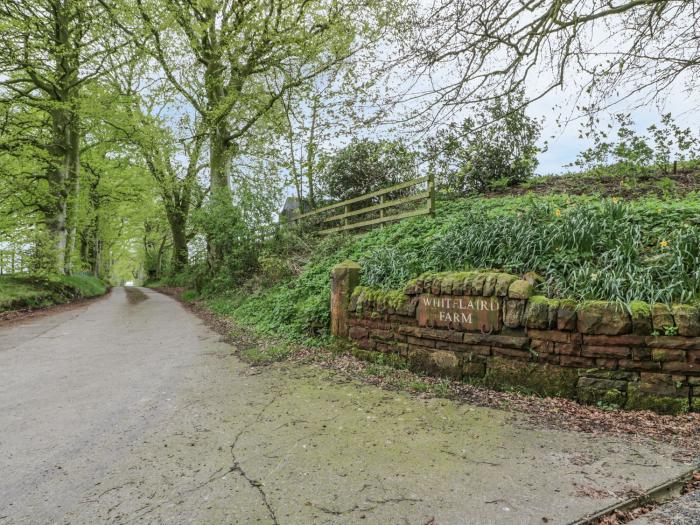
[339,269,700,414]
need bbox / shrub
[425,90,543,194]
[318,139,418,201]
[573,113,700,176]
[191,189,259,293]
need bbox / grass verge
[0,274,108,313]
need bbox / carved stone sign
[416,294,502,332]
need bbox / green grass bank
[201,191,700,341]
[0,274,108,313]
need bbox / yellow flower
[555,209,561,217]
[657,208,662,213]
[612,197,619,204]
[660,240,669,248]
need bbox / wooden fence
[288,174,434,235]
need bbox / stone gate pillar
[330,260,361,337]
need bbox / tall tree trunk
[168,213,188,272]
[44,1,81,275]
[64,119,81,274]
[210,122,232,194]
[46,109,72,274]
[305,96,320,208]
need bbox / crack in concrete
[118,401,280,525]
[228,397,279,524]
[312,496,423,516]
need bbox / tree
[279,57,391,208]
[121,0,401,265]
[318,139,418,201]
[0,0,127,273]
[131,0,394,193]
[404,1,700,117]
[425,92,543,194]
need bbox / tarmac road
[0,287,691,524]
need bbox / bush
[425,91,543,194]
[318,139,418,201]
[191,190,259,293]
[573,113,700,177]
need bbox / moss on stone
[524,296,552,329]
[482,358,579,398]
[495,273,518,296]
[351,347,378,362]
[651,303,674,333]
[625,385,689,414]
[630,300,651,318]
[557,299,578,331]
[672,304,700,336]
[508,279,534,300]
[482,273,498,296]
[651,348,686,362]
[578,368,637,380]
[578,386,626,408]
[576,300,632,335]
[629,300,652,335]
[351,286,407,310]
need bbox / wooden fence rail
[289,174,434,235]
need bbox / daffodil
[612,197,619,204]
[555,209,561,217]
[660,240,669,248]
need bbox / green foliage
[181,290,199,302]
[573,113,700,177]
[318,139,418,201]
[0,274,107,312]
[191,190,259,293]
[216,193,700,340]
[425,91,543,194]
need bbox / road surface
[0,287,691,524]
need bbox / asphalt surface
[0,287,692,524]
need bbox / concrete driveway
[0,288,691,524]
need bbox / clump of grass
[240,343,292,365]
[181,290,199,302]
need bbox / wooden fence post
[330,260,360,337]
[428,172,435,215]
[380,194,385,228]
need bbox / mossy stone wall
[338,267,700,415]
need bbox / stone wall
[334,267,700,414]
